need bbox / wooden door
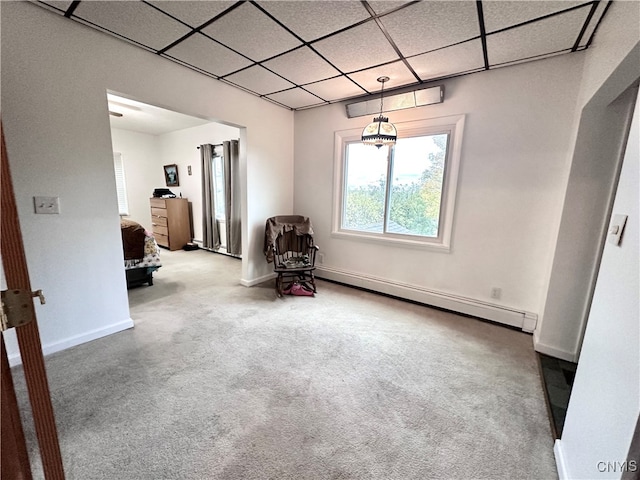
[1,122,65,479]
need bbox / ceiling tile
[313,21,399,74]
[39,1,74,14]
[224,65,295,95]
[487,8,589,66]
[266,88,325,109]
[380,1,481,57]
[72,1,191,51]
[367,2,414,15]
[408,39,485,81]
[259,1,371,42]
[482,1,586,33]
[575,1,608,48]
[201,2,301,62]
[489,51,567,70]
[303,76,366,102]
[148,1,236,28]
[262,47,340,86]
[347,61,417,93]
[164,33,252,77]
[31,0,611,111]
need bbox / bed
[121,219,162,288]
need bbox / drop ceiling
[35,0,611,110]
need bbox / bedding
[120,219,162,288]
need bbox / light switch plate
[608,214,627,245]
[34,196,60,214]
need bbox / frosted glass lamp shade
[362,115,397,148]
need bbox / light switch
[34,196,60,214]
[608,214,627,246]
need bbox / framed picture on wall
[164,164,179,186]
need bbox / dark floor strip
[537,352,577,438]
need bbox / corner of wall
[533,334,577,363]
[554,439,570,480]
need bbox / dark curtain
[200,144,220,250]
[223,140,241,255]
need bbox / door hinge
[0,289,45,331]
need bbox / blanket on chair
[263,215,313,263]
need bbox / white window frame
[113,152,130,216]
[332,114,465,252]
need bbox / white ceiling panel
[367,2,414,15]
[304,76,367,102]
[347,61,417,93]
[483,1,587,33]
[164,33,252,77]
[408,39,486,81]
[38,1,73,13]
[149,1,236,29]
[487,7,589,66]
[201,2,301,62]
[32,0,611,111]
[489,50,567,70]
[575,1,609,48]
[313,21,399,74]
[380,1,481,57]
[224,65,295,95]
[258,1,370,42]
[266,88,325,110]
[72,1,191,51]
[263,47,340,86]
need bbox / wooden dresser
[149,197,191,250]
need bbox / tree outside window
[333,115,464,251]
[342,133,448,238]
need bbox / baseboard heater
[316,266,537,332]
[7,318,134,367]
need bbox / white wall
[111,128,162,229]
[158,122,240,244]
[536,0,640,361]
[294,54,584,323]
[555,89,639,480]
[1,2,293,362]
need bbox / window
[113,152,129,216]
[212,146,225,220]
[333,115,465,251]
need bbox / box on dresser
[149,197,191,251]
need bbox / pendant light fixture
[361,76,397,148]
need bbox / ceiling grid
[35,0,610,110]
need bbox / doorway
[539,81,639,441]
[107,93,242,252]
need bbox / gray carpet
[11,249,557,479]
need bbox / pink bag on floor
[283,282,314,296]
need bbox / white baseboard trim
[241,272,276,287]
[522,312,538,333]
[8,318,134,367]
[554,439,569,480]
[533,333,577,362]
[316,265,536,331]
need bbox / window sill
[331,229,451,252]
